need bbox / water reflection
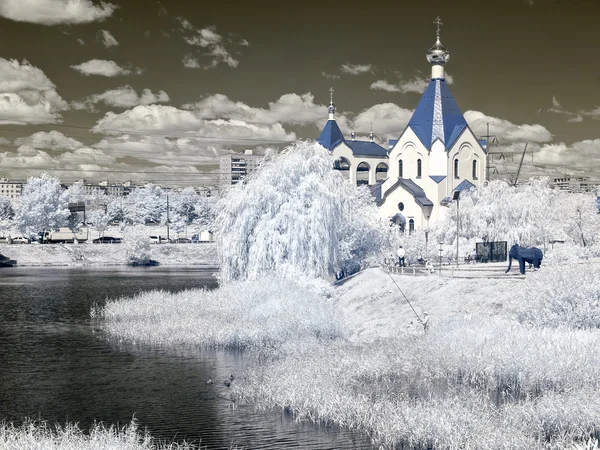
[0,267,374,449]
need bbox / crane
[512,142,528,187]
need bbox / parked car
[92,236,122,244]
[175,238,191,243]
[149,235,169,244]
[0,236,11,244]
[11,237,30,244]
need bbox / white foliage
[15,173,70,238]
[125,183,166,225]
[123,225,152,265]
[0,197,14,232]
[216,140,386,282]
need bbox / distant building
[552,176,594,193]
[219,149,262,191]
[0,177,23,200]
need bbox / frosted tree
[173,186,199,223]
[125,184,166,224]
[559,192,600,247]
[193,196,217,232]
[61,180,88,230]
[123,225,155,266]
[15,173,70,240]
[0,197,14,233]
[216,140,387,282]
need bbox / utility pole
[480,122,498,183]
[166,193,170,242]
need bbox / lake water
[0,266,374,449]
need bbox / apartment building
[219,149,262,191]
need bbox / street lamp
[453,190,461,267]
[439,242,443,276]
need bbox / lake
[0,266,373,449]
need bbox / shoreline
[0,243,219,268]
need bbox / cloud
[0,58,67,124]
[238,39,249,46]
[183,55,200,68]
[464,110,553,143]
[99,30,118,47]
[340,63,373,75]
[547,95,593,122]
[321,71,340,80]
[0,0,116,25]
[371,72,454,94]
[353,103,415,142]
[182,93,333,128]
[71,59,143,77]
[177,21,241,69]
[14,130,84,150]
[535,139,600,175]
[77,38,85,45]
[91,104,297,145]
[71,85,170,110]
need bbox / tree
[15,173,70,240]
[173,187,199,223]
[125,184,166,225]
[216,140,387,282]
[0,197,14,233]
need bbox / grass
[0,419,200,450]
[97,263,600,449]
[98,276,347,350]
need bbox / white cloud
[238,39,249,46]
[179,22,240,69]
[340,63,373,75]
[99,30,119,48]
[71,86,170,110]
[77,38,85,45]
[0,58,67,124]
[91,104,297,144]
[535,139,600,174]
[371,72,454,94]
[464,110,553,144]
[14,131,84,150]
[353,103,415,142]
[0,0,115,25]
[183,55,201,68]
[71,59,143,77]
[568,114,584,123]
[321,71,340,80]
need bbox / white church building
[317,17,487,232]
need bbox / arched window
[356,162,370,186]
[454,159,459,179]
[334,157,351,179]
[398,159,403,178]
[376,163,388,182]
[417,159,422,178]
[472,159,478,180]
[409,219,415,234]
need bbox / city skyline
[0,0,599,186]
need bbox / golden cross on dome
[329,87,334,104]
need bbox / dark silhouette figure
[505,244,543,274]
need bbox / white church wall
[446,128,487,193]
[331,142,355,184]
[429,139,447,176]
[378,188,426,231]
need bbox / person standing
[397,245,406,267]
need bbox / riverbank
[0,243,218,267]
[99,262,600,449]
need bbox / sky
[0,0,599,187]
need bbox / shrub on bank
[232,318,600,449]
[512,263,600,329]
[0,419,197,450]
[99,275,347,349]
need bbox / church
[317,17,488,232]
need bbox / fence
[475,241,507,263]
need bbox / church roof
[381,178,433,208]
[369,181,383,203]
[455,179,476,192]
[317,119,345,151]
[407,78,468,151]
[347,140,388,157]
